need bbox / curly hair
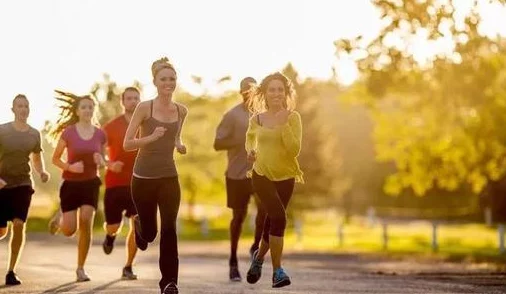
[247,72,297,114]
[47,90,98,144]
[151,57,176,79]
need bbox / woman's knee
[269,215,287,237]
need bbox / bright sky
[0,0,505,129]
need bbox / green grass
[23,211,506,265]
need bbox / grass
[22,209,506,265]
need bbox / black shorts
[0,186,34,227]
[104,186,137,224]
[59,178,101,213]
[226,177,254,209]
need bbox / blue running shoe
[272,267,291,288]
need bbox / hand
[68,161,84,173]
[176,142,187,155]
[109,161,124,173]
[93,152,105,167]
[40,171,50,183]
[275,109,290,125]
[0,178,6,189]
[247,150,256,163]
[151,127,167,141]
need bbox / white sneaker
[76,268,90,282]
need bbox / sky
[0,0,505,129]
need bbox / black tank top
[133,100,180,178]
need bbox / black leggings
[131,176,180,290]
[252,172,295,243]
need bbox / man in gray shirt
[214,77,266,282]
[0,94,50,286]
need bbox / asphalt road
[0,233,505,293]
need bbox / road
[0,233,505,293]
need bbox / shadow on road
[77,278,122,294]
[39,281,78,293]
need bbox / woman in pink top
[48,90,106,282]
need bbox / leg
[125,217,138,267]
[131,177,159,243]
[6,185,33,272]
[8,219,26,272]
[229,208,247,266]
[157,177,181,291]
[102,187,124,255]
[77,205,95,269]
[268,178,294,270]
[58,181,78,237]
[60,210,78,237]
[225,178,251,266]
[104,222,122,236]
[103,187,124,236]
[0,189,8,240]
[251,195,266,253]
[247,173,285,285]
[251,174,283,261]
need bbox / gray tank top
[133,100,180,178]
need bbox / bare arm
[176,103,188,146]
[123,101,157,151]
[52,138,69,171]
[213,111,240,151]
[31,152,46,174]
[31,152,50,183]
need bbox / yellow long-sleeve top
[245,111,304,183]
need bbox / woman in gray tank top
[123,57,187,294]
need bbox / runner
[244,72,303,288]
[48,90,106,282]
[214,77,267,282]
[101,87,141,280]
[123,57,188,294]
[0,94,50,285]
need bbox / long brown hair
[47,90,98,144]
[247,72,297,114]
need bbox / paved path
[0,233,505,293]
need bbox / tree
[91,74,142,125]
[281,64,350,212]
[335,0,506,196]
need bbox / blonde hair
[151,57,176,79]
[47,90,98,144]
[247,72,297,114]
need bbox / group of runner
[0,57,303,294]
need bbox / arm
[175,103,188,146]
[213,111,238,151]
[281,112,302,158]
[31,152,45,174]
[52,138,70,171]
[123,102,158,151]
[93,142,107,168]
[175,103,188,154]
[30,130,49,181]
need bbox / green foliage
[336,0,506,196]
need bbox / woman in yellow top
[245,72,303,288]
